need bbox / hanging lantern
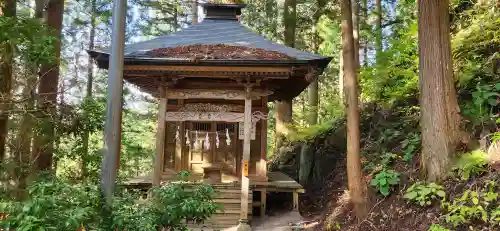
[205,133,210,150]
[226,128,231,146]
[215,131,220,148]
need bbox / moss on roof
[206,0,245,4]
[146,44,295,60]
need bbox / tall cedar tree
[33,0,65,172]
[375,0,382,64]
[275,0,296,150]
[81,0,98,180]
[341,0,368,219]
[418,0,461,181]
[352,0,360,68]
[0,0,16,163]
[192,0,198,24]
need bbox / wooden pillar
[240,85,252,222]
[175,122,184,171]
[259,96,268,180]
[153,87,167,186]
[293,190,299,211]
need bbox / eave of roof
[88,50,332,69]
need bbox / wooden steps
[186,184,253,229]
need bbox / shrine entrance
[185,121,238,182]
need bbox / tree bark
[339,36,344,100]
[274,100,293,150]
[418,0,460,182]
[32,0,64,173]
[0,0,16,164]
[191,0,198,24]
[375,0,383,64]
[274,0,296,151]
[362,0,368,66]
[341,0,368,220]
[283,0,296,48]
[352,0,360,68]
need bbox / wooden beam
[293,190,299,211]
[174,122,183,171]
[259,96,268,180]
[260,189,267,217]
[153,86,167,186]
[167,89,272,100]
[240,85,252,221]
[166,112,244,122]
[124,65,292,73]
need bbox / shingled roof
[89,4,331,67]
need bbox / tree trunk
[362,0,368,66]
[191,0,198,24]
[32,0,64,173]
[341,0,368,220]
[81,0,97,181]
[283,0,296,48]
[274,100,293,151]
[0,0,16,164]
[352,0,360,68]
[375,0,383,64]
[274,0,296,151]
[339,36,344,100]
[418,0,460,182]
[13,67,37,199]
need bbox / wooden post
[100,0,126,202]
[153,86,167,186]
[293,190,299,211]
[260,189,267,217]
[240,85,252,223]
[175,122,184,171]
[259,96,268,180]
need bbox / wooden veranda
[89,2,331,229]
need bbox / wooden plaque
[243,160,249,177]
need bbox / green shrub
[404,182,446,206]
[428,224,452,231]
[452,150,488,181]
[370,169,400,196]
[442,181,499,227]
[0,173,220,231]
[401,132,420,162]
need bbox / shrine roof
[89,18,331,67]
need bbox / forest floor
[269,103,500,231]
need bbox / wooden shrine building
[89,2,331,229]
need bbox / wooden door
[213,123,237,174]
[187,122,212,174]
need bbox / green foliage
[370,169,401,196]
[0,173,220,231]
[404,182,446,206]
[0,177,100,231]
[442,181,499,228]
[428,224,452,231]
[462,83,500,126]
[0,16,56,64]
[401,132,420,162]
[452,150,488,181]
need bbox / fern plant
[404,182,446,206]
[370,169,400,196]
[452,150,488,181]
[428,224,452,231]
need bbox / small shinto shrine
[89,2,331,229]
